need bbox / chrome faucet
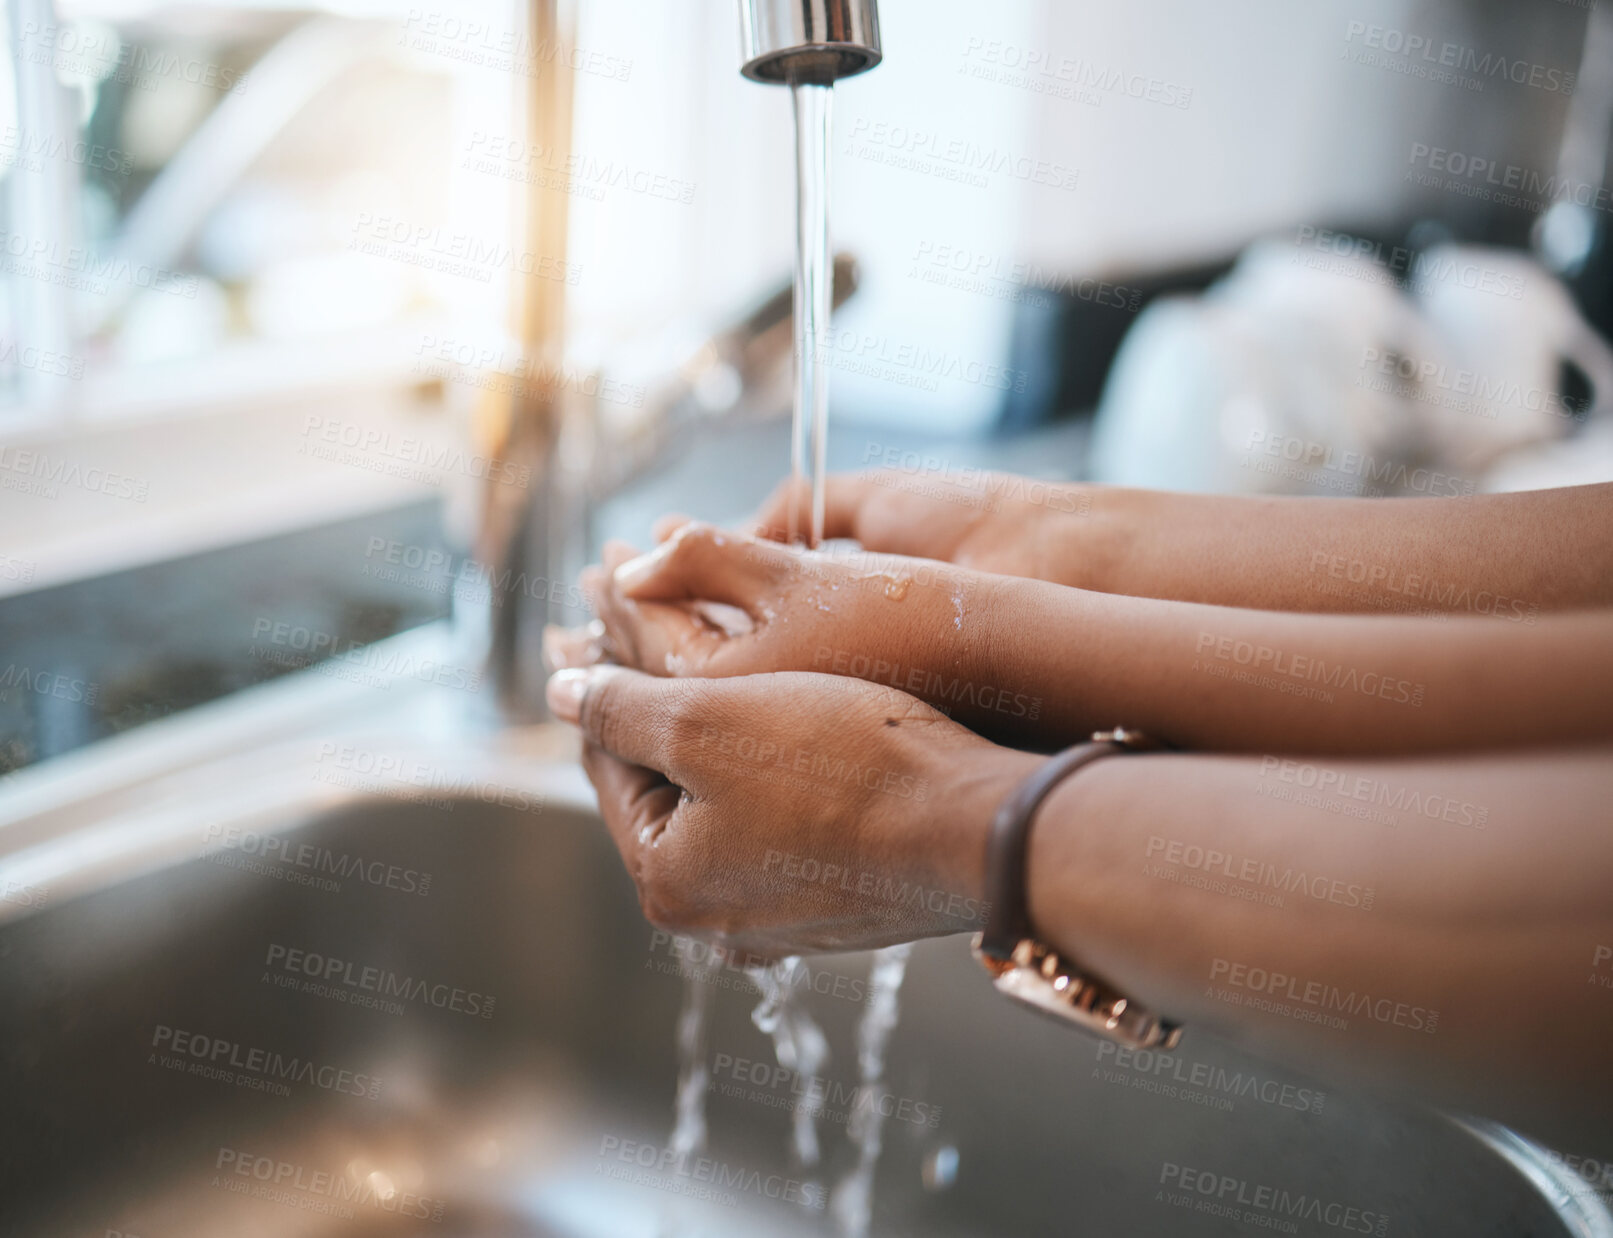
[474,0,875,722]
[473,250,861,722]
[739,0,882,84]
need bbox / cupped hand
[579,523,1051,745]
[545,664,1036,955]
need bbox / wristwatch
[972,728,1183,1050]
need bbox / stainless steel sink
[0,664,1606,1237]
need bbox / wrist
[1022,751,1134,955]
[920,743,1042,930]
[867,560,1003,711]
[973,572,1101,744]
[1053,485,1143,595]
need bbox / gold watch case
[972,934,1183,1050]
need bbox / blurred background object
[3,4,1613,1237]
[1,0,1611,754]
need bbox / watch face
[973,935,1182,1050]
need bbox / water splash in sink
[670,958,715,1162]
[832,943,913,1238]
[746,956,831,1175]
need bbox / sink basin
[0,681,1606,1237]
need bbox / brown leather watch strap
[978,728,1161,960]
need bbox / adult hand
[580,523,1051,745]
[545,664,1036,955]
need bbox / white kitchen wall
[567,0,1573,435]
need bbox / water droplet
[923,1144,960,1192]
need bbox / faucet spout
[739,0,881,85]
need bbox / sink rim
[5,630,1610,1238]
[0,623,591,927]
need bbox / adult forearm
[1019,747,1613,1141]
[1071,483,1613,616]
[983,577,1613,753]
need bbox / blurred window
[0,0,516,427]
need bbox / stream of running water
[666,75,915,1236]
[831,944,914,1237]
[789,80,833,547]
[747,956,832,1176]
[669,956,715,1164]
